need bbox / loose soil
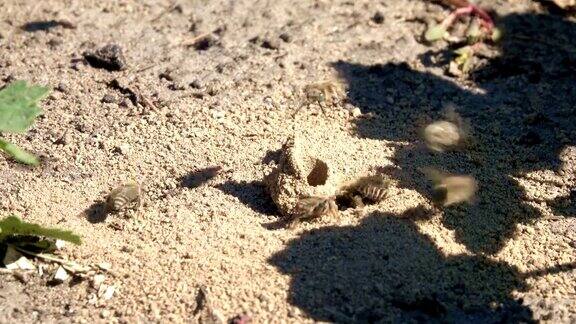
[0,0,575,323]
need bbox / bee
[420,167,477,206]
[422,105,471,152]
[106,182,142,213]
[355,175,391,202]
[288,196,338,227]
[423,120,462,152]
[303,81,342,105]
[338,175,391,208]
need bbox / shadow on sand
[331,11,576,254]
[270,210,534,323]
[269,9,575,323]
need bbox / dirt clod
[261,37,281,50]
[101,94,117,104]
[83,44,127,71]
[192,35,218,51]
[279,33,292,42]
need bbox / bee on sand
[288,195,339,227]
[106,182,142,213]
[338,175,392,208]
[303,81,343,105]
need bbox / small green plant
[424,0,502,76]
[0,80,50,166]
[424,1,499,44]
[0,215,81,245]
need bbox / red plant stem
[441,4,494,32]
[441,6,474,28]
[441,0,471,7]
[470,5,494,30]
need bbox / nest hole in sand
[306,158,329,186]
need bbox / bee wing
[442,176,478,206]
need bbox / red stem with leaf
[440,0,494,33]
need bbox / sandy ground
[0,0,575,323]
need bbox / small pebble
[120,246,134,253]
[194,35,217,51]
[279,33,292,43]
[190,79,203,89]
[91,274,106,289]
[47,38,64,47]
[53,266,69,283]
[57,19,77,29]
[119,99,131,108]
[56,82,68,93]
[97,262,112,271]
[54,132,71,145]
[12,271,28,284]
[211,110,226,119]
[261,38,280,50]
[83,44,127,71]
[100,309,111,319]
[55,240,66,250]
[114,143,131,155]
[101,94,117,103]
[350,107,362,117]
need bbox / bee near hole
[336,175,392,210]
[287,195,339,227]
[306,159,328,187]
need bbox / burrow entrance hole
[307,159,328,186]
[305,160,384,211]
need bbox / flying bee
[106,182,142,213]
[303,81,342,105]
[288,196,338,227]
[422,105,472,152]
[420,167,477,206]
[423,120,462,152]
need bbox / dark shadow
[262,218,291,230]
[332,11,576,254]
[83,201,108,223]
[533,0,576,16]
[21,20,61,32]
[180,166,223,189]
[215,180,277,216]
[269,210,535,323]
[522,261,576,279]
[261,148,282,165]
[548,190,576,218]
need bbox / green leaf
[466,21,482,44]
[0,80,49,133]
[454,46,474,74]
[0,138,39,166]
[491,27,503,43]
[0,215,81,245]
[425,24,447,42]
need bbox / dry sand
[0,0,575,323]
